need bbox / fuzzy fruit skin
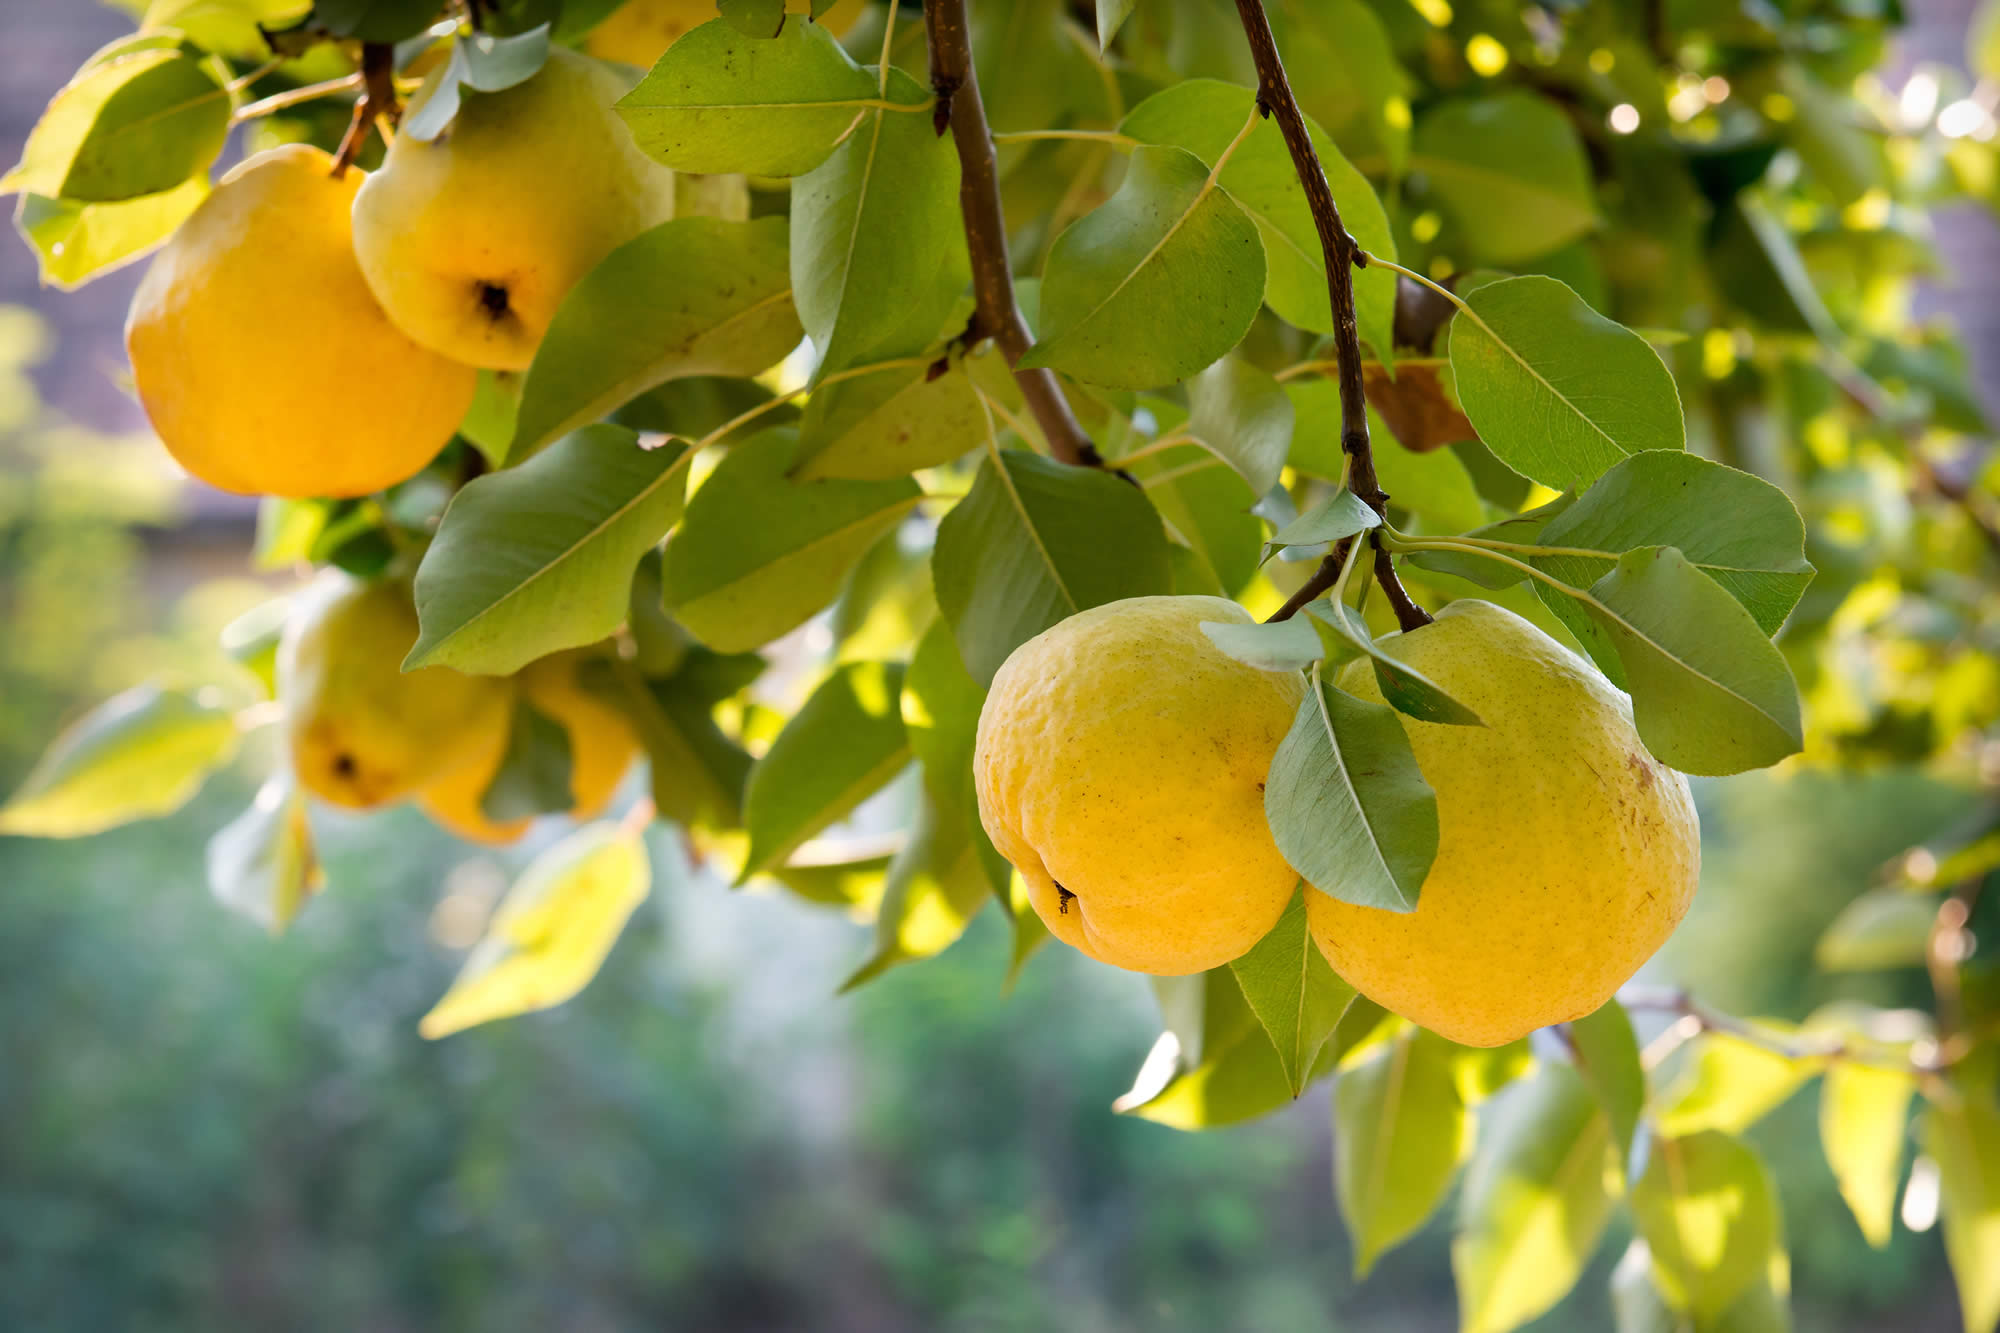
[124,144,476,498]
[351,47,675,371]
[279,575,512,811]
[585,0,865,67]
[419,721,530,845]
[1305,600,1700,1048]
[974,596,1307,975]
[520,649,639,819]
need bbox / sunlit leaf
[420,823,652,1039]
[1335,1027,1470,1275]
[1455,1064,1616,1333]
[0,683,238,837]
[1229,886,1359,1096]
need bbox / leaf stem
[990,128,1137,148]
[232,72,365,124]
[924,0,1103,467]
[1232,0,1427,630]
[1364,253,1473,318]
[1620,985,1954,1080]
[692,355,933,452]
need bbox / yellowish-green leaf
[1455,1064,1616,1333]
[1,683,238,837]
[1336,1026,1471,1275]
[420,823,652,1039]
[206,774,320,933]
[1631,1130,1782,1321]
[1820,1061,1915,1248]
[1922,1095,2000,1333]
[1658,1027,1820,1137]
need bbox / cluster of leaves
[2,0,1999,1327]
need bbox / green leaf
[1451,1040,1536,1106]
[1631,1131,1783,1321]
[402,24,552,141]
[1262,487,1379,562]
[409,426,691,676]
[791,362,988,482]
[1335,1026,1471,1276]
[1529,451,1813,677]
[315,0,456,42]
[1229,886,1360,1096]
[1568,999,1646,1173]
[1404,494,1575,590]
[1267,674,1439,913]
[716,0,785,38]
[481,697,574,822]
[617,19,882,176]
[842,792,995,988]
[1578,546,1803,776]
[740,661,909,880]
[512,216,801,456]
[1095,0,1136,49]
[3,48,230,203]
[1450,276,1684,493]
[13,176,206,289]
[1132,441,1265,597]
[903,620,985,818]
[141,0,311,56]
[206,775,319,934]
[1304,602,1483,726]
[1120,79,1397,360]
[932,449,1173,685]
[1820,1062,1914,1248]
[1816,890,1941,972]
[419,822,652,1039]
[1020,144,1265,389]
[599,656,755,832]
[1372,432,1487,533]
[1659,1028,1819,1137]
[1454,1064,1616,1333]
[1610,1238,1793,1333]
[1199,615,1325,673]
[1277,0,1411,176]
[1922,1096,2000,1333]
[1411,94,1597,266]
[792,67,967,379]
[0,683,238,837]
[664,429,920,653]
[1122,968,1386,1131]
[1183,355,1294,496]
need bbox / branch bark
[924,0,1103,467]
[331,42,398,177]
[1232,0,1428,630]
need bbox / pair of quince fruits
[279,574,637,843]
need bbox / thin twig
[1231,0,1427,630]
[1268,538,1352,622]
[330,43,400,177]
[233,72,365,125]
[1621,985,1949,1078]
[924,0,1102,467]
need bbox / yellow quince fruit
[974,596,1305,975]
[1306,600,1700,1047]
[279,575,512,811]
[351,47,676,371]
[125,144,476,497]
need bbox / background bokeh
[0,0,1990,1329]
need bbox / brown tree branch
[330,42,399,178]
[924,0,1103,468]
[1232,0,1429,631]
[1268,538,1351,623]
